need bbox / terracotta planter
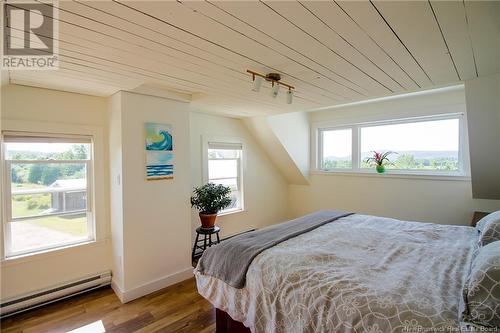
[199,213,217,229]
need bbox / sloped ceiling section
[244,116,309,185]
[267,112,310,180]
[5,1,500,117]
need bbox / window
[2,133,94,257]
[206,141,243,214]
[360,118,460,171]
[319,128,352,170]
[316,114,464,175]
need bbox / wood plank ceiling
[6,0,500,117]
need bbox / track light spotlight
[247,69,294,104]
[271,83,279,98]
[252,75,262,92]
[286,89,293,104]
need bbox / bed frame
[216,308,251,333]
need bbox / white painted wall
[0,85,289,302]
[190,112,290,239]
[290,175,500,225]
[311,85,467,124]
[464,73,500,199]
[267,111,310,179]
[109,92,192,302]
[108,94,125,290]
[0,85,111,299]
[290,86,500,226]
[2,81,498,303]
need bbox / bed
[194,212,480,333]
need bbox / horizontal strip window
[315,114,467,177]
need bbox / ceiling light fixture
[271,82,279,98]
[286,89,293,104]
[247,69,295,104]
[252,75,262,92]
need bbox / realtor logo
[2,1,59,69]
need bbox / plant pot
[376,165,385,173]
[199,212,217,229]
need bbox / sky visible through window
[361,119,459,154]
[323,119,459,158]
[6,142,75,153]
[322,118,460,171]
[322,129,351,159]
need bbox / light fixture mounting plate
[265,73,281,82]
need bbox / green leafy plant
[190,183,232,214]
[365,151,396,167]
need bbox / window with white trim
[2,133,95,257]
[317,114,465,175]
[206,141,243,214]
[319,128,352,170]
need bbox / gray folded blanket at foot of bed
[197,210,353,288]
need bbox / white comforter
[195,214,477,333]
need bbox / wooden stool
[192,226,221,262]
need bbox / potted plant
[190,183,232,229]
[365,151,396,173]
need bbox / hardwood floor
[0,278,216,333]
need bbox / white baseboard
[111,280,125,303]
[111,267,194,303]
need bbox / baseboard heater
[0,271,112,318]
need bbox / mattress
[195,214,478,333]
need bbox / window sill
[218,208,246,217]
[311,170,471,181]
[1,239,108,267]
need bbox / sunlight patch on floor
[67,320,105,333]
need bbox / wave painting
[145,123,174,180]
[145,123,173,151]
[147,164,173,178]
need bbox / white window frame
[202,136,244,215]
[1,132,96,258]
[313,113,469,178]
[316,126,354,172]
